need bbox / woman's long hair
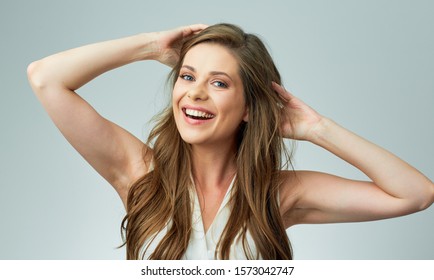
[121,23,294,259]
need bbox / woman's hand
[272,82,323,141]
[274,82,434,227]
[152,24,208,67]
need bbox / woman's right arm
[27,24,207,206]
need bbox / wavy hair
[121,23,294,259]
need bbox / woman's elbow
[411,181,434,213]
[27,59,55,94]
[420,181,434,211]
[27,60,45,92]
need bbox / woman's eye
[180,74,194,81]
[213,81,228,88]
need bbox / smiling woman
[123,25,292,259]
[173,43,248,147]
[27,23,434,260]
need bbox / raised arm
[27,24,207,206]
[272,83,434,227]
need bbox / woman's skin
[27,24,209,205]
[173,43,247,232]
[276,85,434,227]
[27,24,434,235]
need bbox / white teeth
[185,109,214,119]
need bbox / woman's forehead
[182,43,240,75]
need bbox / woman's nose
[187,84,208,101]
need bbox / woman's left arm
[273,83,434,226]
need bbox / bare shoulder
[278,170,312,207]
[278,170,303,228]
[278,170,330,228]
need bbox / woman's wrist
[307,117,337,146]
[121,33,160,62]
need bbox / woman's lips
[181,106,216,124]
[183,108,215,119]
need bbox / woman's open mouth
[182,108,215,120]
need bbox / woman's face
[172,43,248,148]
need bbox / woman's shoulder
[277,170,301,222]
[277,170,317,227]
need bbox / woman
[27,23,434,259]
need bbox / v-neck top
[140,176,259,259]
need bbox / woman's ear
[242,107,249,122]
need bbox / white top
[140,176,259,259]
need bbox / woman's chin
[178,133,206,146]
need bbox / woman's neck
[190,143,237,191]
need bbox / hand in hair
[274,82,433,226]
[272,82,323,141]
[152,24,208,67]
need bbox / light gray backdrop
[1,0,433,259]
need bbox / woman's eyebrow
[181,65,196,72]
[181,65,233,82]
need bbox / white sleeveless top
[140,176,259,259]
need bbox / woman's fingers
[190,23,209,32]
[272,81,293,102]
[182,24,208,37]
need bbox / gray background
[1,0,433,259]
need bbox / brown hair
[121,23,294,259]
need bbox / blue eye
[180,74,194,81]
[213,81,228,88]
